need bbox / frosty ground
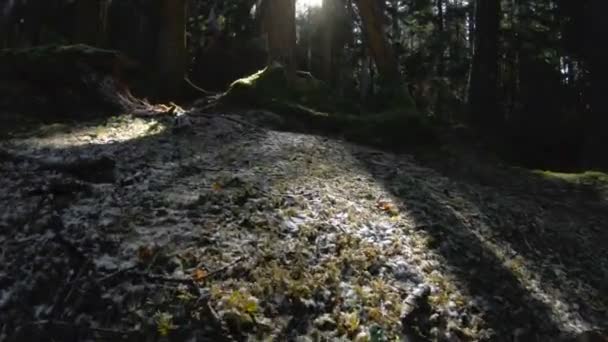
[1,109,607,341]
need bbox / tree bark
[582,0,608,169]
[261,0,297,81]
[355,0,400,85]
[360,53,371,101]
[468,0,500,128]
[321,0,338,83]
[436,0,445,77]
[74,0,109,46]
[155,0,187,98]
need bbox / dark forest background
[1,0,606,171]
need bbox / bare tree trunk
[354,0,399,85]
[261,0,296,81]
[468,0,500,127]
[360,53,371,101]
[583,0,608,169]
[436,0,445,77]
[321,0,335,83]
[74,0,110,46]
[355,0,414,108]
[322,0,350,88]
[435,0,446,119]
[391,0,401,44]
[155,0,187,98]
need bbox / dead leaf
[192,268,208,282]
[377,200,399,216]
[137,245,154,263]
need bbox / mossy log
[0,44,140,115]
[222,64,332,108]
[0,44,136,82]
[221,65,434,149]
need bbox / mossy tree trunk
[74,0,110,46]
[261,0,297,82]
[155,0,187,99]
[355,0,414,108]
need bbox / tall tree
[320,0,350,88]
[436,0,445,77]
[355,0,414,107]
[74,0,109,46]
[354,0,400,85]
[260,0,297,80]
[583,0,608,168]
[468,0,500,127]
[155,0,187,98]
[320,0,337,83]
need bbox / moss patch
[261,100,435,149]
[221,66,431,149]
[223,66,290,105]
[533,170,608,186]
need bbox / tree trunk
[355,0,399,85]
[583,0,608,169]
[360,53,371,101]
[74,0,109,46]
[467,0,475,54]
[155,0,187,98]
[436,0,445,77]
[261,0,297,81]
[391,0,401,46]
[322,0,350,88]
[468,0,500,128]
[321,0,336,83]
[355,0,414,108]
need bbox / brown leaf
[137,245,154,263]
[192,268,208,282]
[377,200,399,216]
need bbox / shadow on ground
[349,144,608,340]
[2,108,607,341]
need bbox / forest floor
[1,107,607,341]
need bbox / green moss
[222,65,335,109]
[223,65,292,105]
[533,170,608,186]
[222,65,432,149]
[263,100,435,149]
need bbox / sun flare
[297,0,322,13]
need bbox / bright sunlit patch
[12,116,167,149]
[297,0,322,14]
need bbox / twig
[194,113,264,131]
[131,271,198,287]
[99,265,138,283]
[204,256,247,280]
[24,320,136,337]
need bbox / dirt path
[1,111,606,341]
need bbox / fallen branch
[193,113,264,132]
[23,320,137,337]
[204,256,247,280]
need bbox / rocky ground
[0,108,607,341]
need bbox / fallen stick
[23,320,137,337]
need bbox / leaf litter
[0,110,607,341]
